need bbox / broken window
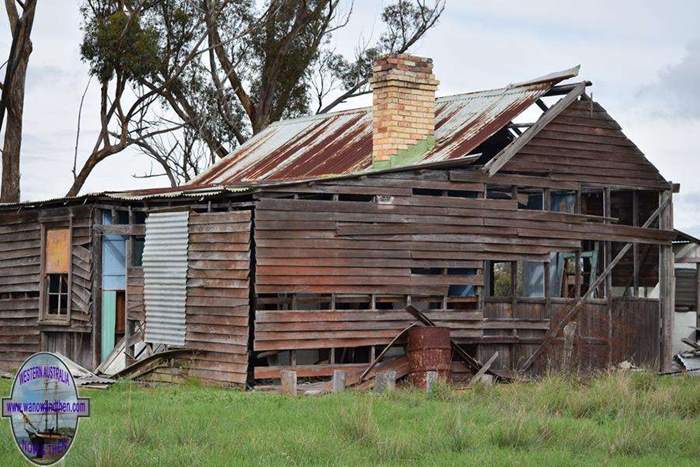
[518,188,543,210]
[447,268,478,298]
[517,261,545,298]
[43,227,71,320]
[132,236,145,267]
[486,185,512,200]
[581,188,604,217]
[549,252,576,298]
[46,273,69,317]
[610,191,634,225]
[550,190,576,213]
[488,261,513,297]
[579,241,603,298]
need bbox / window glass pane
[518,261,545,298]
[551,191,576,213]
[447,268,477,297]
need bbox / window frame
[39,223,72,324]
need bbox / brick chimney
[370,54,439,165]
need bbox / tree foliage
[71,0,445,194]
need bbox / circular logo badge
[2,352,90,465]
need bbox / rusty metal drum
[406,326,452,388]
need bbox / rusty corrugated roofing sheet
[192,66,579,186]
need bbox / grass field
[1,371,699,466]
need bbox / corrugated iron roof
[192,66,580,186]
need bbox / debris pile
[673,326,700,376]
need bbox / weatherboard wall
[251,168,672,379]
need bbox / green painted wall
[101,291,116,361]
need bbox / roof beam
[481,82,587,177]
[544,80,592,96]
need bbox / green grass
[1,371,698,466]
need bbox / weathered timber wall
[252,170,671,379]
[0,210,41,370]
[610,298,659,367]
[127,267,144,322]
[181,210,252,385]
[481,298,660,374]
[70,207,94,325]
[254,309,550,352]
[0,207,95,370]
[500,100,668,190]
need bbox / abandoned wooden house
[0,54,680,386]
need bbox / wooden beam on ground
[406,304,509,381]
[467,352,498,388]
[518,192,672,373]
[482,83,586,177]
[359,322,417,381]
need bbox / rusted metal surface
[406,326,452,388]
[192,67,579,186]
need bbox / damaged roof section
[192,66,580,186]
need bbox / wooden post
[659,190,675,372]
[562,322,577,372]
[604,188,613,366]
[332,370,346,393]
[575,250,582,298]
[632,191,639,297]
[374,370,396,393]
[280,370,297,396]
[425,371,439,392]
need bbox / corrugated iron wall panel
[144,211,189,346]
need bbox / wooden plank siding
[254,309,548,351]
[0,207,96,370]
[127,267,144,322]
[499,100,669,190]
[181,210,252,385]
[252,169,672,378]
[70,207,94,324]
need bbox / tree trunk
[1,1,37,203]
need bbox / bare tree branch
[73,76,92,180]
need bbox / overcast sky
[1,1,699,233]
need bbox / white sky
[1,1,699,233]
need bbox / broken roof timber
[482,82,587,177]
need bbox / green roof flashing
[371,136,435,171]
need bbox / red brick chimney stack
[370,54,439,164]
